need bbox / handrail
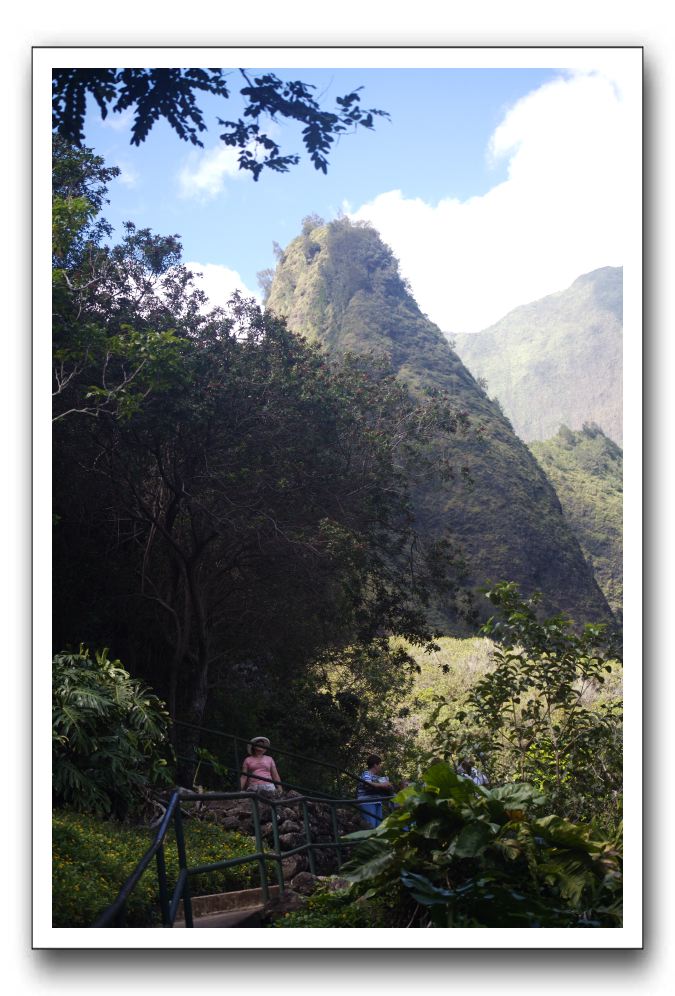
[92,786,380,928]
[176,756,338,800]
[172,720,365,791]
[91,792,181,927]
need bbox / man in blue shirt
[357,754,395,828]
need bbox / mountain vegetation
[453,267,623,445]
[266,218,613,628]
[529,424,623,616]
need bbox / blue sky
[78,59,640,333]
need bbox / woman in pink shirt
[240,736,281,796]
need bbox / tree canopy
[52,68,389,179]
[52,140,465,779]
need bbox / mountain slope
[453,267,623,445]
[267,219,612,628]
[529,424,623,616]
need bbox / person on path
[356,754,395,828]
[240,736,281,796]
[457,756,489,786]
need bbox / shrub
[272,881,390,928]
[52,647,173,817]
[437,583,623,825]
[341,762,622,928]
[52,810,258,926]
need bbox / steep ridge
[529,425,623,617]
[453,267,623,445]
[266,219,612,628]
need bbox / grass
[52,808,258,927]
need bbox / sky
[76,59,640,334]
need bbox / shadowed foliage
[53,68,388,180]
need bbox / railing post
[155,843,172,927]
[329,801,342,869]
[233,739,240,790]
[301,799,316,877]
[250,796,269,902]
[270,799,285,895]
[173,804,193,928]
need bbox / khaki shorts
[246,783,276,795]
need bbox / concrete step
[175,885,280,927]
[175,907,264,928]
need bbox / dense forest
[529,424,623,617]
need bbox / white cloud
[178,145,244,200]
[100,107,135,132]
[183,261,260,310]
[351,69,639,334]
[116,163,139,188]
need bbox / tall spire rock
[267,218,613,628]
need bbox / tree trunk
[175,564,211,786]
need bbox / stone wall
[181,789,366,879]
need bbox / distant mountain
[267,219,613,628]
[529,424,623,617]
[453,267,623,445]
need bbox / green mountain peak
[453,266,623,445]
[267,218,613,628]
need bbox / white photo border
[35,44,642,950]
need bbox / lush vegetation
[396,633,622,814]
[52,143,467,783]
[52,810,257,926]
[339,763,622,928]
[440,584,621,830]
[267,217,613,628]
[453,267,623,446]
[52,647,173,817]
[277,584,623,929]
[530,424,623,617]
[50,140,623,932]
[200,639,424,791]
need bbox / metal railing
[92,780,381,928]
[172,720,365,797]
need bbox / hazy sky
[76,57,640,334]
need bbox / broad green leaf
[533,815,599,851]
[451,820,494,858]
[400,869,452,906]
[423,762,460,797]
[423,763,475,803]
[341,838,396,883]
[487,783,546,809]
